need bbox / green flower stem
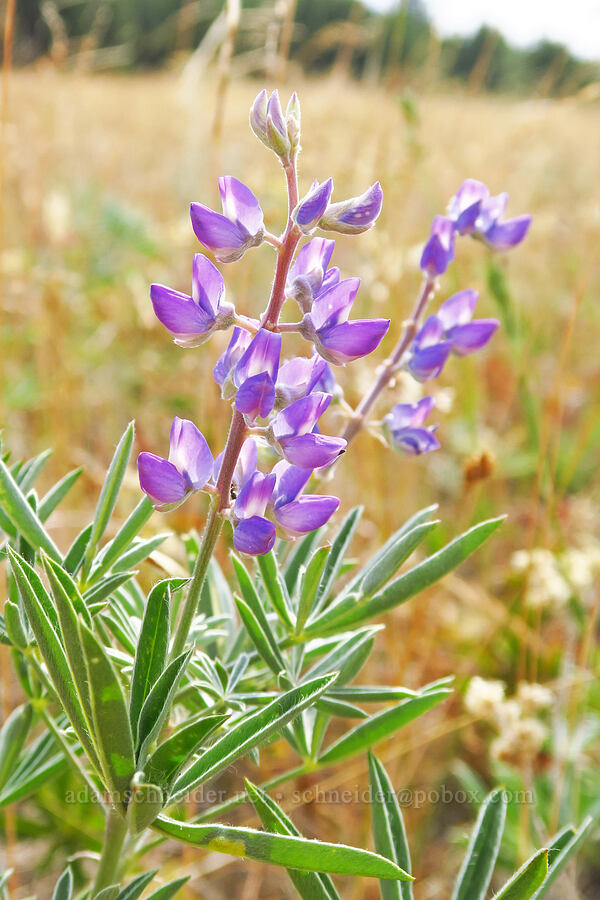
[92,807,128,894]
[341,275,436,445]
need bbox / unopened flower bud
[249,88,269,144]
[286,91,301,152]
[319,182,383,235]
[293,178,333,234]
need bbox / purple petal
[477,193,508,231]
[447,320,499,356]
[310,277,361,331]
[484,216,532,250]
[272,392,331,440]
[267,90,287,137]
[138,452,188,507]
[295,178,334,229]
[275,495,340,534]
[249,89,268,138]
[235,328,282,386]
[449,179,489,233]
[168,417,214,489]
[289,238,335,283]
[150,284,214,344]
[235,373,276,421]
[391,427,440,456]
[420,216,456,276]
[191,254,225,317]
[213,327,252,388]
[279,433,346,469]
[218,176,264,236]
[408,342,452,381]
[213,436,258,489]
[385,397,435,431]
[277,355,328,405]
[272,461,311,508]
[338,181,383,229]
[234,471,276,519]
[318,266,341,296]
[437,290,478,330]
[413,315,445,350]
[317,319,390,365]
[233,516,276,555]
[190,203,246,261]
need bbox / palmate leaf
[494,848,548,900]
[368,753,413,900]
[83,571,137,610]
[79,621,135,805]
[305,517,504,637]
[451,788,507,900]
[154,816,412,880]
[246,779,342,899]
[318,689,451,767]
[81,420,135,580]
[0,458,61,560]
[304,626,382,685]
[170,673,337,802]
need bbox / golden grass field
[2,68,600,896]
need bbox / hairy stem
[91,808,128,894]
[340,275,435,445]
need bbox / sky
[365,0,600,61]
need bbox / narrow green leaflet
[144,877,190,900]
[115,870,158,900]
[246,779,342,900]
[257,551,294,627]
[307,517,505,636]
[171,674,337,801]
[369,753,413,900]
[94,888,119,900]
[494,848,548,900]
[136,650,192,763]
[0,704,33,791]
[0,731,66,807]
[82,420,135,578]
[44,555,92,626]
[38,467,83,523]
[145,715,227,791]
[232,554,284,665]
[79,621,135,804]
[90,495,155,581]
[17,448,52,494]
[235,595,286,675]
[83,572,137,609]
[0,458,61,560]
[129,580,174,734]
[313,506,362,613]
[52,866,74,900]
[297,545,330,634]
[530,818,592,899]
[63,523,93,575]
[359,520,439,598]
[154,816,412,880]
[318,689,451,767]
[451,788,507,900]
[305,626,381,685]
[8,549,98,765]
[284,528,324,593]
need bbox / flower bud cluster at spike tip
[249,89,301,160]
[300,277,390,365]
[407,290,500,382]
[150,254,234,347]
[421,179,531,277]
[319,181,383,235]
[383,397,440,456]
[190,176,264,263]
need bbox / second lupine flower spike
[383,398,440,456]
[190,176,264,263]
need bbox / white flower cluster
[511,543,600,610]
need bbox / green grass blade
[451,788,507,900]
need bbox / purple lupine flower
[138,417,213,511]
[271,461,340,536]
[311,361,343,401]
[437,290,499,356]
[232,470,277,555]
[269,392,347,469]
[150,254,234,348]
[383,397,440,456]
[319,182,383,234]
[420,215,456,277]
[213,327,253,397]
[286,237,339,311]
[449,179,531,249]
[294,179,334,233]
[234,328,282,421]
[275,354,327,408]
[213,437,257,492]
[301,277,390,366]
[408,316,452,381]
[190,176,264,263]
